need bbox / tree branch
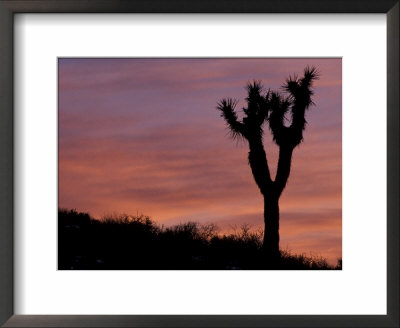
[216,98,245,139]
[248,138,272,194]
[284,66,319,147]
[267,92,290,146]
[274,145,294,197]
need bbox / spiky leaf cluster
[216,98,243,140]
[217,66,319,148]
[279,66,319,146]
[266,91,291,145]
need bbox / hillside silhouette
[58,208,341,270]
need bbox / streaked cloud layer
[59,58,341,265]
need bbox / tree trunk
[263,193,280,261]
[262,144,293,262]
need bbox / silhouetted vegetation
[59,208,341,270]
[217,67,319,260]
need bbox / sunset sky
[58,58,341,265]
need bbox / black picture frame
[0,1,398,327]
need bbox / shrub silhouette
[217,67,319,261]
[58,208,337,270]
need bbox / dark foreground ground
[59,208,341,270]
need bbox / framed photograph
[0,1,398,327]
[57,57,342,271]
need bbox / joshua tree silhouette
[217,66,319,261]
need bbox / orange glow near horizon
[58,58,342,265]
